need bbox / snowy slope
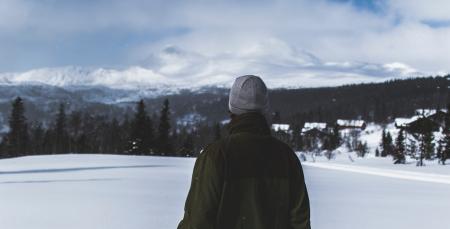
[1,154,449,229]
[347,122,444,159]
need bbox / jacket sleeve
[177,143,224,229]
[289,154,311,229]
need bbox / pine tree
[407,137,418,158]
[0,137,6,158]
[332,125,341,149]
[42,129,53,154]
[418,130,434,166]
[120,115,131,154]
[375,148,380,157]
[291,123,303,151]
[385,132,394,155]
[380,129,385,156]
[128,100,153,155]
[442,134,450,165]
[380,129,388,157]
[157,99,172,155]
[68,111,82,153]
[30,122,45,155]
[355,141,368,157]
[440,104,450,165]
[5,97,29,157]
[182,133,194,157]
[322,138,331,151]
[393,129,406,164]
[54,103,69,154]
[107,118,122,154]
[380,129,394,157]
[422,130,434,160]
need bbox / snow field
[1,154,449,229]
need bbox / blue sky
[1,0,450,87]
[330,0,386,13]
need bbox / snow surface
[415,109,447,117]
[337,119,365,128]
[1,154,449,229]
[271,123,290,132]
[357,122,445,158]
[302,122,327,133]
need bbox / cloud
[0,0,449,87]
[0,39,422,90]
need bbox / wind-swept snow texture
[0,154,449,229]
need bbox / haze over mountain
[0,42,423,92]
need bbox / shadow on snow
[0,165,169,175]
[0,178,120,184]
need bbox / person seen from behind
[178,75,311,229]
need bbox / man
[178,75,311,229]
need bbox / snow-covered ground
[1,154,449,229]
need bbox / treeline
[270,75,449,124]
[133,75,449,128]
[0,97,222,159]
[379,108,450,166]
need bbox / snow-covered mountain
[0,40,423,92]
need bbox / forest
[0,75,448,160]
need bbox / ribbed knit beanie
[228,75,269,115]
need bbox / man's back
[178,112,310,229]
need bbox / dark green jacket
[178,113,310,229]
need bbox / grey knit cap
[228,75,269,115]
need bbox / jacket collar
[227,112,271,135]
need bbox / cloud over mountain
[0,0,449,87]
[0,38,423,89]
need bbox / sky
[1,0,450,88]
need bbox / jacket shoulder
[271,136,296,154]
[198,140,226,160]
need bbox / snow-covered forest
[2,0,450,228]
[2,80,450,167]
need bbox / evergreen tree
[120,115,131,154]
[157,99,172,155]
[54,103,69,154]
[441,133,450,165]
[440,104,450,164]
[407,137,418,158]
[182,133,194,157]
[68,111,82,153]
[385,132,394,155]
[330,125,341,150]
[375,148,380,157]
[422,130,435,160]
[393,129,406,164]
[380,129,385,156]
[143,113,155,155]
[128,100,153,155]
[0,137,6,157]
[30,122,45,155]
[42,129,53,154]
[436,138,443,161]
[5,97,29,157]
[418,130,434,166]
[291,123,303,151]
[380,129,394,157]
[355,141,368,157]
[322,138,330,151]
[107,118,122,154]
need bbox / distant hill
[0,75,448,133]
